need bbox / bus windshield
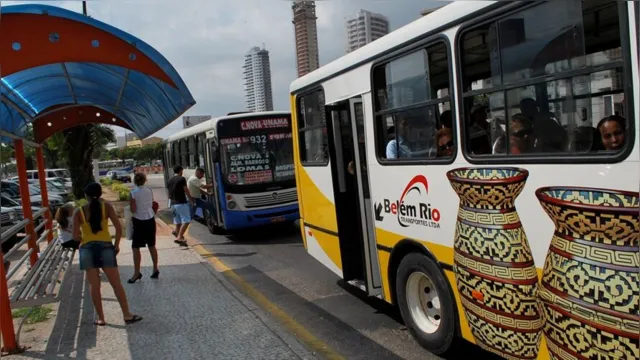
[219,132,294,186]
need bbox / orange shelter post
[13,140,39,266]
[35,147,54,243]
[0,251,18,353]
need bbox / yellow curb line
[168,221,344,360]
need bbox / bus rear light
[227,200,237,210]
[226,195,232,201]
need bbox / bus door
[163,144,172,197]
[203,137,223,228]
[326,97,382,296]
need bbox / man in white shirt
[187,168,216,220]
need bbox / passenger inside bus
[436,127,454,157]
[439,110,452,130]
[385,117,437,160]
[385,119,412,159]
[509,113,535,154]
[466,105,492,155]
[596,115,626,151]
[519,98,566,153]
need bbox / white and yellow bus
[290,1,638,359]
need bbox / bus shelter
[0,4,195,353]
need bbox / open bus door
[203,132,223,233]
[326,96,382,297]
[163,143,172,198]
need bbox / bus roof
[289,1,496,94]
[165,110,291,143]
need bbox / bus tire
[396,253,456,355]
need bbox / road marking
[182,230,345,360]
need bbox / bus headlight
[227,200,237,210]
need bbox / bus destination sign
[240,118,289,131]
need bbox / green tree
[43,132,67,168]
[63,125,116,199]
[0,145,15,166]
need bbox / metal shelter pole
[35,148,54,243]
[14,140,39,266]
[0,250,19,352]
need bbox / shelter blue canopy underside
[0,4,195,141]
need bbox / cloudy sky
[3,0,449,139]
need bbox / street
[145,176,497,360]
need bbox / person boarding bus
[187,168,216,220]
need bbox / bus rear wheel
[396,253,456,355]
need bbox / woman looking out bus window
[597,115,626,151]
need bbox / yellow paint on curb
[184,230,345,360]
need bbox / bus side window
[460,0,629,158]
[172,141,180,167]
[373,41,453,161]
[297,90,328,166]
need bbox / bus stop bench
[8,238,76,309]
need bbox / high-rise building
[346,9,389,53]
[292,1,320,78]
[243,46,274,112]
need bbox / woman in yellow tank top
[73,182,142,326]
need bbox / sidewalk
[7,220,315,360]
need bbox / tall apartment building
[346,9,389,53]
[243,46,274,112]
[292,1,320,78]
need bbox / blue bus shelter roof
[1,4,195,142]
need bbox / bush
[111,183,128,193]
[100,177,113,186]
[117,189,130,201]
[75,198,88,208]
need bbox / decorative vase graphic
[447,167,543,360]
[536,187,639,360]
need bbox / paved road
[148,176,497,360]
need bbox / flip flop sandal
[94,320,106,326]
[125,315,143,324]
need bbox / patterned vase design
[536,187,639,360]
[447,167,543,360]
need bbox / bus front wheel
[396,253,456,355]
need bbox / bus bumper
[222,204,299,230]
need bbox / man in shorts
[167,165,192,246]
[187,168,216,221]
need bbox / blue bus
[162,111,299,233]
[96,159,135,176]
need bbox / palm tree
[62,125,116,199]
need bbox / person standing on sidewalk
[187,168,216,221]
[55,203,75,245]
[167,165,192,246]
[72,182,142,326]
[128,173,159,283]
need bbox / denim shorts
[79,242,117,270]
[171,203,192,224]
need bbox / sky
[3,0,449,139]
